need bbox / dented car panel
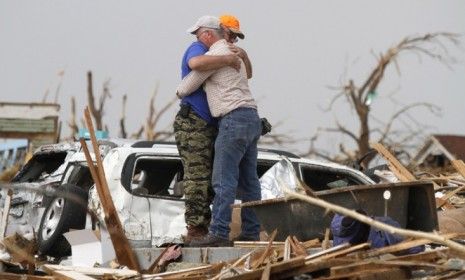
[5,142,82,237]
[88,148,187,246]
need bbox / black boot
[189,233,232,247]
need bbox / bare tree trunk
[119,95,127,138]
[356,103,370,165]
[144,85,177,141]
[316,32,460,165]
[68,96,79,139]
[86,71,111,131]
[87,71,102,130]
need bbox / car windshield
[11,152,68,183]
[300,164,366,191]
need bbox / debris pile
[3,233,465,279]
[2,139,465,279]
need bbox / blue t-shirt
[180,41,215,125]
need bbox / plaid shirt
[176,39,257,117]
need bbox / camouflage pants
[173,109,216,228]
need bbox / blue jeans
[209,107,262,239]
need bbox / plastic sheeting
[260,157,306,200]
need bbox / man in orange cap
[176,15,262,247]
[219,14,252,79]
[175,16,241,246]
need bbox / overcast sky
[1,1,464,156]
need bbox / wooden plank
[452,160,465,178]
[250,229,277,269]
[0,102,60,119]
[371,143,415,182]
[0,118,56,134]
[391,248,449,262]
[327,267,410,280]
[301,238,321,248]
[233,241,284,248]
[82,107,140,271]
[275,258,352,279]
[260,262,271,280]
[283,237,291,261]
[306,242,370,263]
[371,142,454,209]
[211,252,254,280]
[0,189,13,238]
[0,272,55,280]
[360,233,458,258]
[42,264,139,278]
[223,256,305,280]
[331,260,447,276]
[289,236,308,257]
[433,160,465,208]
[51,271,95,280]
[434,270,465,280]
[305,243,350,261]
[322,228,330,250]
[144,264,214,278]
[437,184,465,208]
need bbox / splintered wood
[371,142,465,210]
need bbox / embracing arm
[229,44,253,79]
[176,69,214,98]
[188,54,241,71]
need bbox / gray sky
[1,1,464,156]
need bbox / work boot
[189,233,232,247]
[183,225,208,245]
[233,233,260,242]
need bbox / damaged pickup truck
[3,140,375,257]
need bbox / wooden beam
[50,271,94,280]
[371,142,454,209]
[304,243,350,261]
[233,241,284,248]
[43,264,139,278]
[0,189,13,238]
[223,257,305,280]
[82,107,140,271]
[330,260,447,276]
[360,233,457,258]
[327,267,410,280]
[452,160,465,179]
[371,143,415,182]
[260,262,271,280]
[306,242,370,263]
[0,272,55,280]
[274,258,351,279]
[391,248,449,262]
[144,264,215,279]
[251,229,277,269]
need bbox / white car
[7,140,374,257]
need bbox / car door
[120,153,186,246]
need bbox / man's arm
[229,44,253,79]
[188,54,241,71]
[176,69,214,98]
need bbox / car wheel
[38,184,88,257]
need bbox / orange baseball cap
[219,14,245,39]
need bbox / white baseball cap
[186,15,221,34]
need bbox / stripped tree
[67,96,79,140]
[311,32,460,166]
[144,84,177,141]
[119,94,128,138]
[87,71,111,131]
